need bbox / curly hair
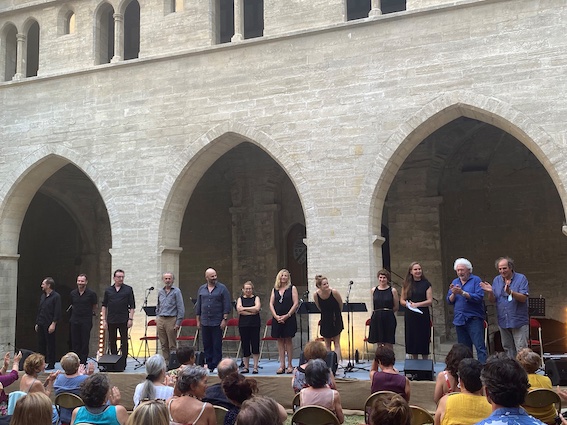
[444,343,473,381]
[303,340,327,362]
[369,392,411,425]
[81,374,110,407]
[481,353,529,407]
[221,372,258,405]
[516,348,541,374]
[24,353,45,375]
[177,365,208,395]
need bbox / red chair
[529,318,544,367]
[222,318,241,358]
[259,318,278,360]
[176,318,199,347]
[138,319,158,358]
[363,318,372,360]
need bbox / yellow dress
[441,393,492,425]
[522,374,556,425]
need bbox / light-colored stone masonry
[1,0,566,358]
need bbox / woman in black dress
[236,281,261,374]
[367,269,399,350]
[269,269,299,374]
[400,262,433,359]
[313,275,344,362]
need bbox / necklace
[182,393,199,399]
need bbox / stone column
[231,0,244,42]
[369,0,382,17]
[0,255,20,348]
[13,34,25,81]
[160,246,183,278]
[111,13,124,63]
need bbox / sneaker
[212,368,218,374]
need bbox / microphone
[147,286,155,291]
[349,280,354,286]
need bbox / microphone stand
[344,281,354,373]
[135,287,154,369]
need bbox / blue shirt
[447,274,485,326]
[474,407,545,425]
[492,272,529,329]
[195,282,231,327]
[156,286,185,326]
[54,374,89,423]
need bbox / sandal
[276,367,285,374]
[252,368,259,374]
[286,367,294,374]
[241,368,249,374]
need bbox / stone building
[1,0,566,360]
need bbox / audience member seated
[368,392,411,425]
[292,340,336,393]
[235,395,287,425]
[434,343,473,403]
[71,374,128,425]
[19,353,59,396]
[475,353,545,425]
[0,351,21,416]
[10,392,53,425]
[221,372,258,425]
[517,348,556,424]
[202,358,237,410]
[167,346,196,385]
[166,366,216,425]
[435,358,491,425]
[370,345,410,401]
[126,400,169,425]
[133,354,174,407]
[54,352,94,424]
[299,359,344,424]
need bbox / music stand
[343,297,368,374]
[297,301,320,350]
[135,304,157,369]
[529,297,546,317]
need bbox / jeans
[202,325,223,370]
[456,316,487,363]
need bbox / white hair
[454,258,473,272]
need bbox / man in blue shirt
[480,257,529,359]
[474,353,544,425]
[447,258,487,363]
[156,272,185,363]
[195,268,231,372]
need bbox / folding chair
[177,318,199,347]
[410,404,435,425]
[529,318,544,368]
[137,319,158,358]
[259,318,278,360]
[523,388,561,424]
[222,318,241,358]
[214,405,228,425]
[292,392,301,412]
[364,391,398,424]
[363,318,372,360]
[55,392,84,424]
[291,405,340,425]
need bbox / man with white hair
[447,258,487,363]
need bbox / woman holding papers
[400,262,433,359]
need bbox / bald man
[195,268,231,372]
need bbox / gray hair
[305,358,330,388]
[454,258,473,272]
[218,358,238,380]
[177,366,208,394]
[138,354,167,403]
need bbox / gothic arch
[156,122,311,251]
[360,91,567,240]
[0,146,117,256]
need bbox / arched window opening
[347,0,370,21]
[3,25,17,81]
[217,0,234,44]
[244,0,263,39]
[65,12,76,34]
[95,3,114,65]
[124,0,140,60]
[26,21,40,77]
[381,0,406,13]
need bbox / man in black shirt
[101,269,135,357]
[70,273,98,364]
[35,277,61,369]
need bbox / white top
[133,382,174,407]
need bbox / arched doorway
[15,164,111,358]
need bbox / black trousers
[37,324,56,366]
[108,322,128,356]
[239,326,260,357]
[71,321,93,363]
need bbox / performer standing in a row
[367,269,399,350]
[269,269,298,374]
[70,274,98,364]
[156,272,185,364]
[400,262,433,360]
[236,281,261,374]
[35,277,61,370]
[313,275,344,363]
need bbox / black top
[102,284,135,324]
[36,290,62,326]
[238,296,260,327]
[202,383,236,410]
[70,287,98,324]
